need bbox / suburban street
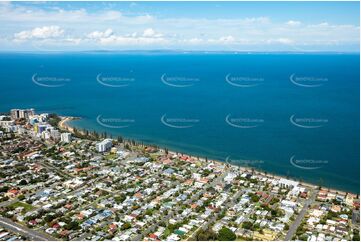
[285,189,317,240]
[0,216,57,241]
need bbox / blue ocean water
[0,52,359,193]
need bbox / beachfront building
[29,113,48,125]
[96,139,113,152]
[279,178,299,189]
[10,108,35,120]
[61,132,72,143]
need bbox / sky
[0,1,359,52]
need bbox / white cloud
[286,20,301,26]
[0,3,154,26]
[14,26,64,41]
[243,17,270,24]
[64,38,82,45]
[207,36,237,45]
[100,10,122,21]
[87,28,113,39]
[185,38,204,44]
[99,36,167,45]
[142,28,162,38]
[267,38,294,44]
[86,28,166,46]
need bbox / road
[285,189,317,240]
[0,216,57,241]
[72,232,91,241]
[39,161,74,179]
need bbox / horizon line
[0,49,359,54]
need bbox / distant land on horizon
[0,50,360,56]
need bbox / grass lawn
[105,153,117,160]
[9,201,34,213]
[150,154,159,160]
[163,228,171,238]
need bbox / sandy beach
[58,116,75,132]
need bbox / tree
[117,136,123,143]
[217,227,236,241]
[284,224,289,231]
[250,193,260,203]
[19,179,28,186]
[114,195,126,203]
[121,222,131,230]
[44,214,55,223]
[0,186,9,193]
[145,209,153,216]
[353,230,360,241]
[65,221,80,230]
[241,221,253,230]
[196,228,217,241]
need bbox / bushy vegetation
[217,227,236,241]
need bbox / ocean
[0,51,359,193]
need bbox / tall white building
[10,108,35,120]
[61,132,72,143]
[96,138,113,152]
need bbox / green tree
[0,186,9,193]
[65,221,80,230]
[19,179,28,186]
[196,229,217,241]
[122,222,131,230]
[353,230,360,241]
[242,221,253,230]
[217,227,236,241]
[145,209,153,216]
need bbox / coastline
[58,116,83,134]
[57,115,357,196]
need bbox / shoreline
[57,115,358,196]
[58,116,83,134]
